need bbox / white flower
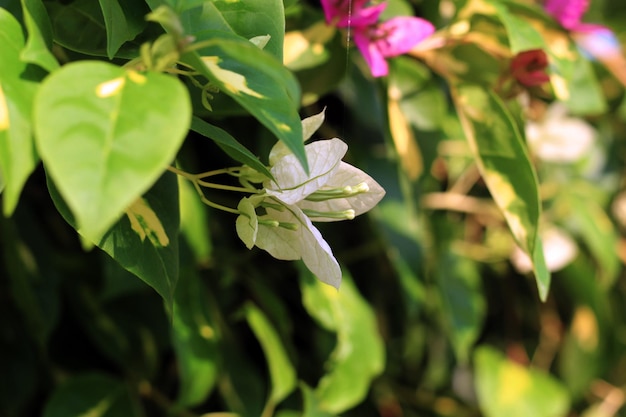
[235,111,385,288]
[526,103,596,163]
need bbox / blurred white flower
[526,104,595,163]
[511,227,578,273]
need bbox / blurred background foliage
[2,0,626,416]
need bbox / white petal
[265,139,348,205]
[297,162,386,222]
[236,197,259,249]
[268,109,326,165]
[301,109,326,142]
[255,204,342,288]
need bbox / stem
[196,179,258,193]
[168,166,241,214]
[192,182,241,215]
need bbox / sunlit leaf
[453,83,550,300]
[180,31,307,173]
[245,303,297,404]
[34,61,190,243]
[475,346,570,417]
[20,0,59,72]
[208,0,286,61]
[301,270,385,414]
[0,8,40,216]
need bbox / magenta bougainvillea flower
[543,0,620,60]
[544,0,606,33]
[321,0,435,77]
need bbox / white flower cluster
[236,111,385,288]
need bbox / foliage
[1,0,626,416]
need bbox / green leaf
[45,0,109,56]
[34,61,190,243]
[48,172,180,310]
[561,192,619,288]
[474,346,570,417]
[178,177,212,264]
[452,84,550,300]
[245,303,297,405]
[300,270,385,414]
[191,116,273,180]
[0,8,40,216]
[97,0,146,59]
[172,256,219,407]
[180,31,307,173]
[42,373,143,417]
[437,252,485,363]
[301,384,336,417]
[208,0,285,61]
[20,0,59,72]
[489,0,545,53]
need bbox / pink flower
[321,0,435,77]
[321,0,383,27]
[544,0,605,33]
[543,0,620,60]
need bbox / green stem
[196,179,258,193]
[168,166,241,215]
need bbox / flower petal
[320,0,374,27]
[297,162,386,221]
[343,2,386,28]
[268,110,327,166]
[544,0,589,30]
[236,197,259,249]
[265,138,348,205]
[354,29,389,77]
[373,17,435,57]
[256,205,342,288]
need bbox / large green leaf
[97,0,146,59]
[180,31,307,172]
[42,373,143,417]
[245,303,297,405]
[20,0,59,72]
[474,346,570,417]
[452,84,550,300]
[34,61,190,243]
[48,172,180,310]
[0,8,39,215]
[300,271,385,414]
[208,0,285,61]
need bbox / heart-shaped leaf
[34,61,191,243]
